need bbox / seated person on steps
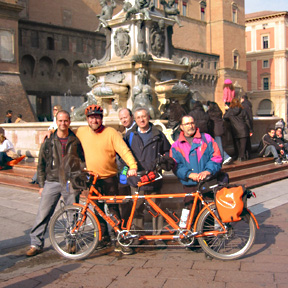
[258,127,285,165]
[0,133,25,169]
[275,127,288,162]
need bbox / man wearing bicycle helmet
[75,104,137,255]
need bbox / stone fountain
[72,0,196,127]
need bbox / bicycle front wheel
[196,204,256,260]
[49,205,99,260]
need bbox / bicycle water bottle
[119,166,129,184]
[179,208,189,228]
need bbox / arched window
[199,1,206,21]
[231,2,238,23]
[21,54,35,77]
[257,99,274,116]
[232,49,239,69]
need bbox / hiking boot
[114,242,133,255]
[26,246,43,257]
[274,158,283,165]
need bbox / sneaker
[282,158,288,163]
[26,246,43,257]
[67,243,76,254]
[223,156,233,165]
[114,242,133,255]
[274,158,283,165]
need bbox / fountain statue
[74,0,215,139]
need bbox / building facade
[246,11,288,123]
[0,0,36,122]
[0,0,247,121]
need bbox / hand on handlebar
[189,171,211,182]
[197,171,211,181]
[127,168,137,177]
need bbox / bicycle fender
[244,208,259,229]
[72,203,102,240]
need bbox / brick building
[0,0,247,121]
[246,11,288,123]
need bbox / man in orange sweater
[76,104,137,255]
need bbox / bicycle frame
[72,171,232,243]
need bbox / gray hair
[133,107,150,117]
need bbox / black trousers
[94,176,120,239]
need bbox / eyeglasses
[181,122,195,127]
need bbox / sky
[245,0,288,14]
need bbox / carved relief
[114,28,131,58]
[150,20,165,58]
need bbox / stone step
[0,160,38,191]
[230,169,288,188]
[221,156,274,172]
[0,157,288,192]
[228,162,288,183]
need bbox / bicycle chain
[116,228,198,248]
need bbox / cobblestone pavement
[0,181,288,288]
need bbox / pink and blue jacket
[170,129,222,186]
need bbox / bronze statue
[132,68,155,119]
[123,0,154,21]
[96,0,116,32]
[160,0,183,27]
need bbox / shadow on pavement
[244,203,284,259]
[4,263,81,288]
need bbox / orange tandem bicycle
[49,168,259,261]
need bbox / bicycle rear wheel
[196,204,256,260]
[49,205,99,260]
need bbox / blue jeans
[264,145,279,159]
[214,136,230,161]
[0,152,12,166]
[30,181,79,248]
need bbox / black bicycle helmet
[85,104,103,116]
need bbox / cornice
[0,2,23,19]
[245,12,288,23]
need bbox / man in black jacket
[241,95,253,159]
[26,110,84,257]
[259,128,283,165]
[124,107,171,246]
